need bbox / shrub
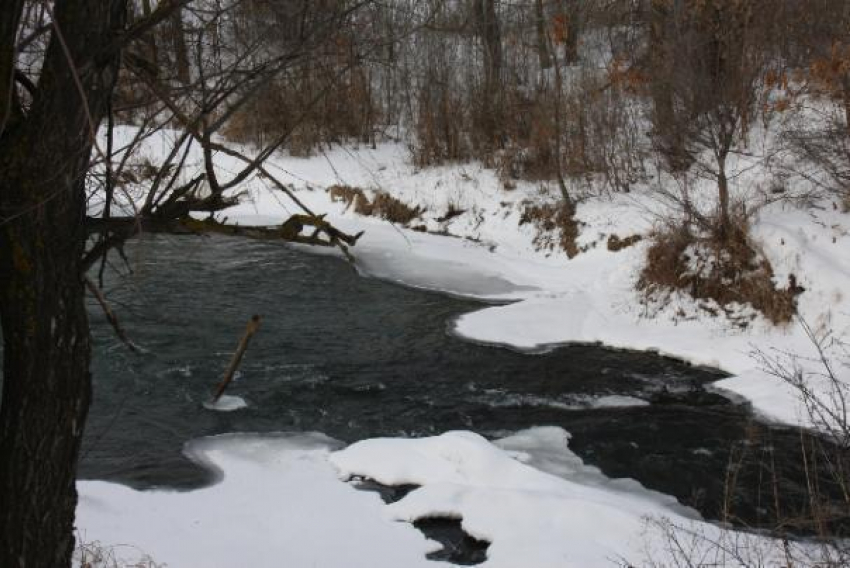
[327,185,423,225]
[607,233,642,252]
[638,221,799,324]
[519,201,580,258]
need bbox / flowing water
[68,235,832,530]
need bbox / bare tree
[0,2,372,565]
[645,0,770,239]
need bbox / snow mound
[202,394,248,412]
[77,429,806,568]
[76,433,443,568]
[330,428,783,568]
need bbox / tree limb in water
[212,315,261,404]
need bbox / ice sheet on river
[76,428,795,568]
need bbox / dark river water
[72,235,830,531]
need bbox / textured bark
[169,7,191,85]
[0,1,126,566]
[562,0,579,65]
[534,0,551,70]
[473,0,503,146]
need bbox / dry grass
[328,185,423,225]
[75,539,162,568]
[607,233,642,252]
[638,222,799,324]
[519,201,580,258]
[328,185,372,215]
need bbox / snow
[78,127,850,566]
[329,427,704,568]
[77,428,799,568]
[75,433,443,568]
[202,394,248,412]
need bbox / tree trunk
[0,173,92,567]
[0,2,126,566]
[474,0,503,147]
[170,8,191,85]
[534,0,552,70]
[648,0,691,172]
[562,0,580,65]
[717,155,731,239]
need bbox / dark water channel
[74,235,831,533]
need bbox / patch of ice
[329,428,793,567]
[202,394,248,412]
[590,395,649,408]
[76,430,825,568]
[76,433,443,568]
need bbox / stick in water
[212,314,261,403]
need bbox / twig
[212,315,261,403]
[84,277,139,353]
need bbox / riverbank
[205,138,850,431]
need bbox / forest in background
[34,0,846,322]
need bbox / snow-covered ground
[77,429,799,568]
[77,130,850,566]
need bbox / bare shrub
[519,202,580,258]
[755,322,850,448]
[638,220,799,324]
[607,234,642,252]
[639,324,850,568]
[370,192,423,224]
[328,185,373,216]
[327,185,423,225]
[74,538,162,568]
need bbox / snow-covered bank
[191,138,849,431]
[76,433,440,568]
[77,429,795,568]
[103,126,850,427]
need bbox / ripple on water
[78,235,845,533]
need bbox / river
[75,235,830,533]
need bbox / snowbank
[75,433,442,568]
[78,429,795,568]
[196,139,850,432]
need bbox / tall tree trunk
[170,8,191,85]
[0,172,92,567]
[562,0,580,65]
[0,2,126,566]
[717,152,731,239]
[648,0,692,172]
[534,0,552,70]
[474,0,502,147]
